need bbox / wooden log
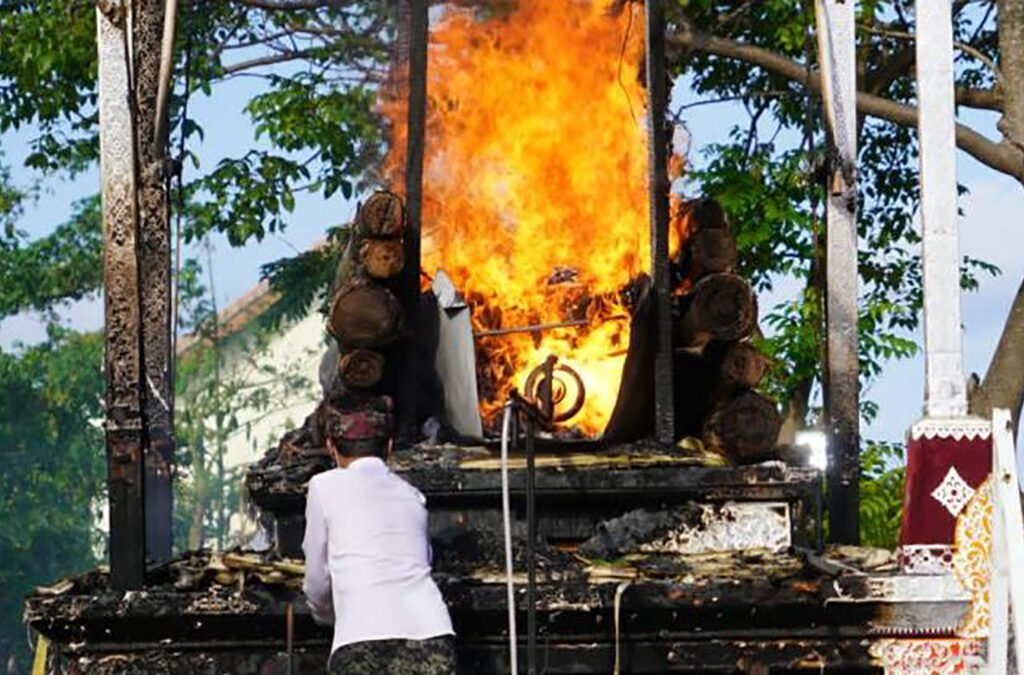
[690,197,730,230]
[328,282,402,348]
[356,191,405,237]
[702,391,782,464]
[689,228,737,276]
[672,197,737,284]
[360,238,405,280]
[337,348,385,389]
[715,341,767,391]
[674,273,755,349]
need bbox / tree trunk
[777,376,813,446]
[971,277,1024,437]
[998,0,1024,148]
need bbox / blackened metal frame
[644,0,676,445]
[397,0,429,439]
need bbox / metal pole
[398,0,428,439]
[97,0,146,588]
[524,414,537,675]
[644,0,675,446]
[815,0,859,544]
[916,0,967,419]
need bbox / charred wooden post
[644,0,675,445]
[134,0,175,564]
[97,0,146,588]
[396,0,428,439]
[815,0,860,544]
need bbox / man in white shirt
[302,395,456,674]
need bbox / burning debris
[383,0,656,434]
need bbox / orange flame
[386,0,658,435]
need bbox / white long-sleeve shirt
[301,457,454,655]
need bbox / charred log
[328,281,402,348]
[338,348,386,389]
[690,197,730,231]
[360,237,405,280]
[356,190,405,237]
[673,273,755,349]
[702,391,782,464]
[712,341,767,392]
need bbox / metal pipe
[475,319,590,338]
[153,0,177,151]
[499,402,519,674]
[525,412,538,675]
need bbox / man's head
[320,394,395,468]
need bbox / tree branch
[229,0,329,10]
[667,22,1024,184]
[858,22,1002,86]
[970,276,1024,436]
[221,49,319,74]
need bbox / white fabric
[302,457,454,655]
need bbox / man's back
[302,457,454,655]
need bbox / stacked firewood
[669,198,781,463]
[289,191,410,449]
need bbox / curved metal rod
[153,0,178,151]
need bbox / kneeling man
[302,396,455,674]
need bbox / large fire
[386,0,664,435]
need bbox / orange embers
[386,0,678,434]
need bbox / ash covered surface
[247,438,821,513]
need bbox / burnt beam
[397,0,428,439]
[815,0,860,544]
[644,0,675,445]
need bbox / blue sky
[1,64,1022,451]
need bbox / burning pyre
[385,0,686,434]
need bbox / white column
[916,0,967,418]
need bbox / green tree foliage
[0,196,103,319]
[0,327,106,667]
[174,257,316,551]
[674,1,999,428]
[859,441,906,550]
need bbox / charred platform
[25,444,970,674]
